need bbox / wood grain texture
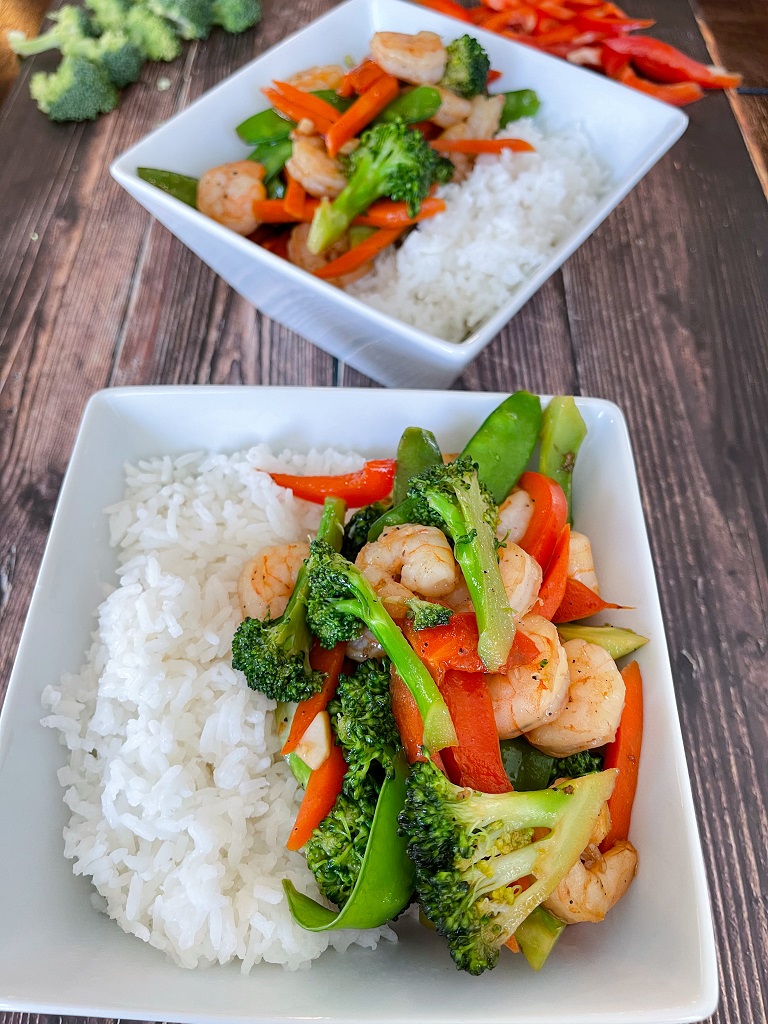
[0,1,767,1023]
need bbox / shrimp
[238,542,309,621]
[285,135,347,199]
[197,160,266,236]
[286,64,346,91]
[568,530,600,593]
[497,488,534,544]
[498,541,542,619]
[543,839,638,924]
[286,223,373,288]
[370,31,447,85]
[484,614,570,738]
[431,86,472,128]
[355,523,459,619]
[438,94,505,179]
[525,638,625,756]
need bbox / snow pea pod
[498,89,540,128]
[500,736,554,791]
[539,396,587,524]
[283,752,414,931]
[461,390,542,505]
[375,85,442,125]
[248,136,293,182]
[393,427,443,505]
[137,167,198,208]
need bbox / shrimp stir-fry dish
[138,30,553,292]
[231,392,647,975]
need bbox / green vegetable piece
[313,89,354,113]
[375,85,442,125]
[147,0,212,41]
[212,0,262,33]
[29,54,118,122]
[266,176,286,199]
[439,34,490,99]
[138,167,199,207]
[405,598,454,631]
[237,106,293,144]
[283,753,415,931]
[515,905,566,970]
[556,623,649,660]
[366,495,418,543]
[342,500,391,561]
[249,136,293,181]
[499,89,540,127]
[461,390,543,505]
[539,396,587,524]
[393,426,443,505]
[549,749,603,786]
[500,736,554,791]
[287,751,311,789]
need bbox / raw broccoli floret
[341,500,390,562]
[147,0,213,40]
[304,540,457,753]
[212,0,262,33]
[126,4,183,60]
[328,658,401,800]
[231,497,346,703]
[405,598,454,631]
[548,748,604,785]
[307,119,454,254]
[399,760,617,975]
[96,31,145,87]
[405,456,514,672]
[30,54,118,122]
[439,34,490,99]
[8,6,96,57]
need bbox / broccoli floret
[84,0,130,32]
[146,0,213,40]
[305,771,378,908]
[126,4,183,61]
[305,540,457,753]
[29,54,118,122]
[399,760,617,975]
[405,598,454,631]
[341,500,390,562]
[8,6,95,57]
[439,34,490,99]
[231,497,346,703]
[328,658,401,800]
[307,119,454,254]
[549,749,604,786]
[405,456,514,672]
[211,0,262,33]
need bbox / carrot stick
[352,197,446,228]
[281,642,346,755]
[600,660,643,851]
[286,741,347,851]
[252,198,319,223]
[337,58,386,97]
[313,227,402,280]
[283,172,307,220]
[430,137,536,155]
[271,80,342,124]
[325,74,400,157]
[262,87,336,134]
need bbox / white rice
[41,444,397,971]
[347,119,609,342]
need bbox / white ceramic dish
[0,386,715,1023]
[110,0,687,388]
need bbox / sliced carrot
[536,524,570,621]
[283,172,307,220]
[551,577,623,623]
[281,642,346,755]
[286,741,347,851]
[262,87,336,134]
[352,197,446,228]
[313,227,402,280]
[325,74,400,158]
[252,198,319,223]
[337,58,386,98]
[600,660,643,851]
[430,137,535,155]
[505,934,521,953]
[271,80,342,124]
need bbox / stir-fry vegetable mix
[232,393,648,974]
[137,30,545,284]
[412,0,741,105]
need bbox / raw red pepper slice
[270,459,395,507]
[438,670,513,793]
[516,471,569,570]
[600,660,643,851]
[413,0,474,22]
[536,524,570,620]
[281,642,346,755]
[551,577,623,623]
[602,35,742,89]
[573,12,654,34]
[286,742,347,851]
[404,611,539,680]
[612,64,705,106]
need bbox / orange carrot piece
[281,643,346,755]
[325,74,400,158]
[262,87,335,134]
[352,197,446,228]
[252,198,319,223]
[271,80,341,124]
[600,660,643,851]
[283,173,307,220]
[313,227,402,280]
[337,58,386,97]
[431,137,535,155]
[286,742,347,851]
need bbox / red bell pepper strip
[536,524,570,620]
[600,660,643,851]
[404,611,539,680]
[602,35,742,89]
[286,741,347,850]
[390,669,446,771]
[573,12,654,34]
[281,642,346,755]
[516,471,569,571]
[413,0,474,22]
[270,459,395,507]
[551,577,623,623]
[438,670,513,793]
[611,63,705,106]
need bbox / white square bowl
[0,386,716,1023]
[110,0,687,388]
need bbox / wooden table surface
[1,1,766,1023]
